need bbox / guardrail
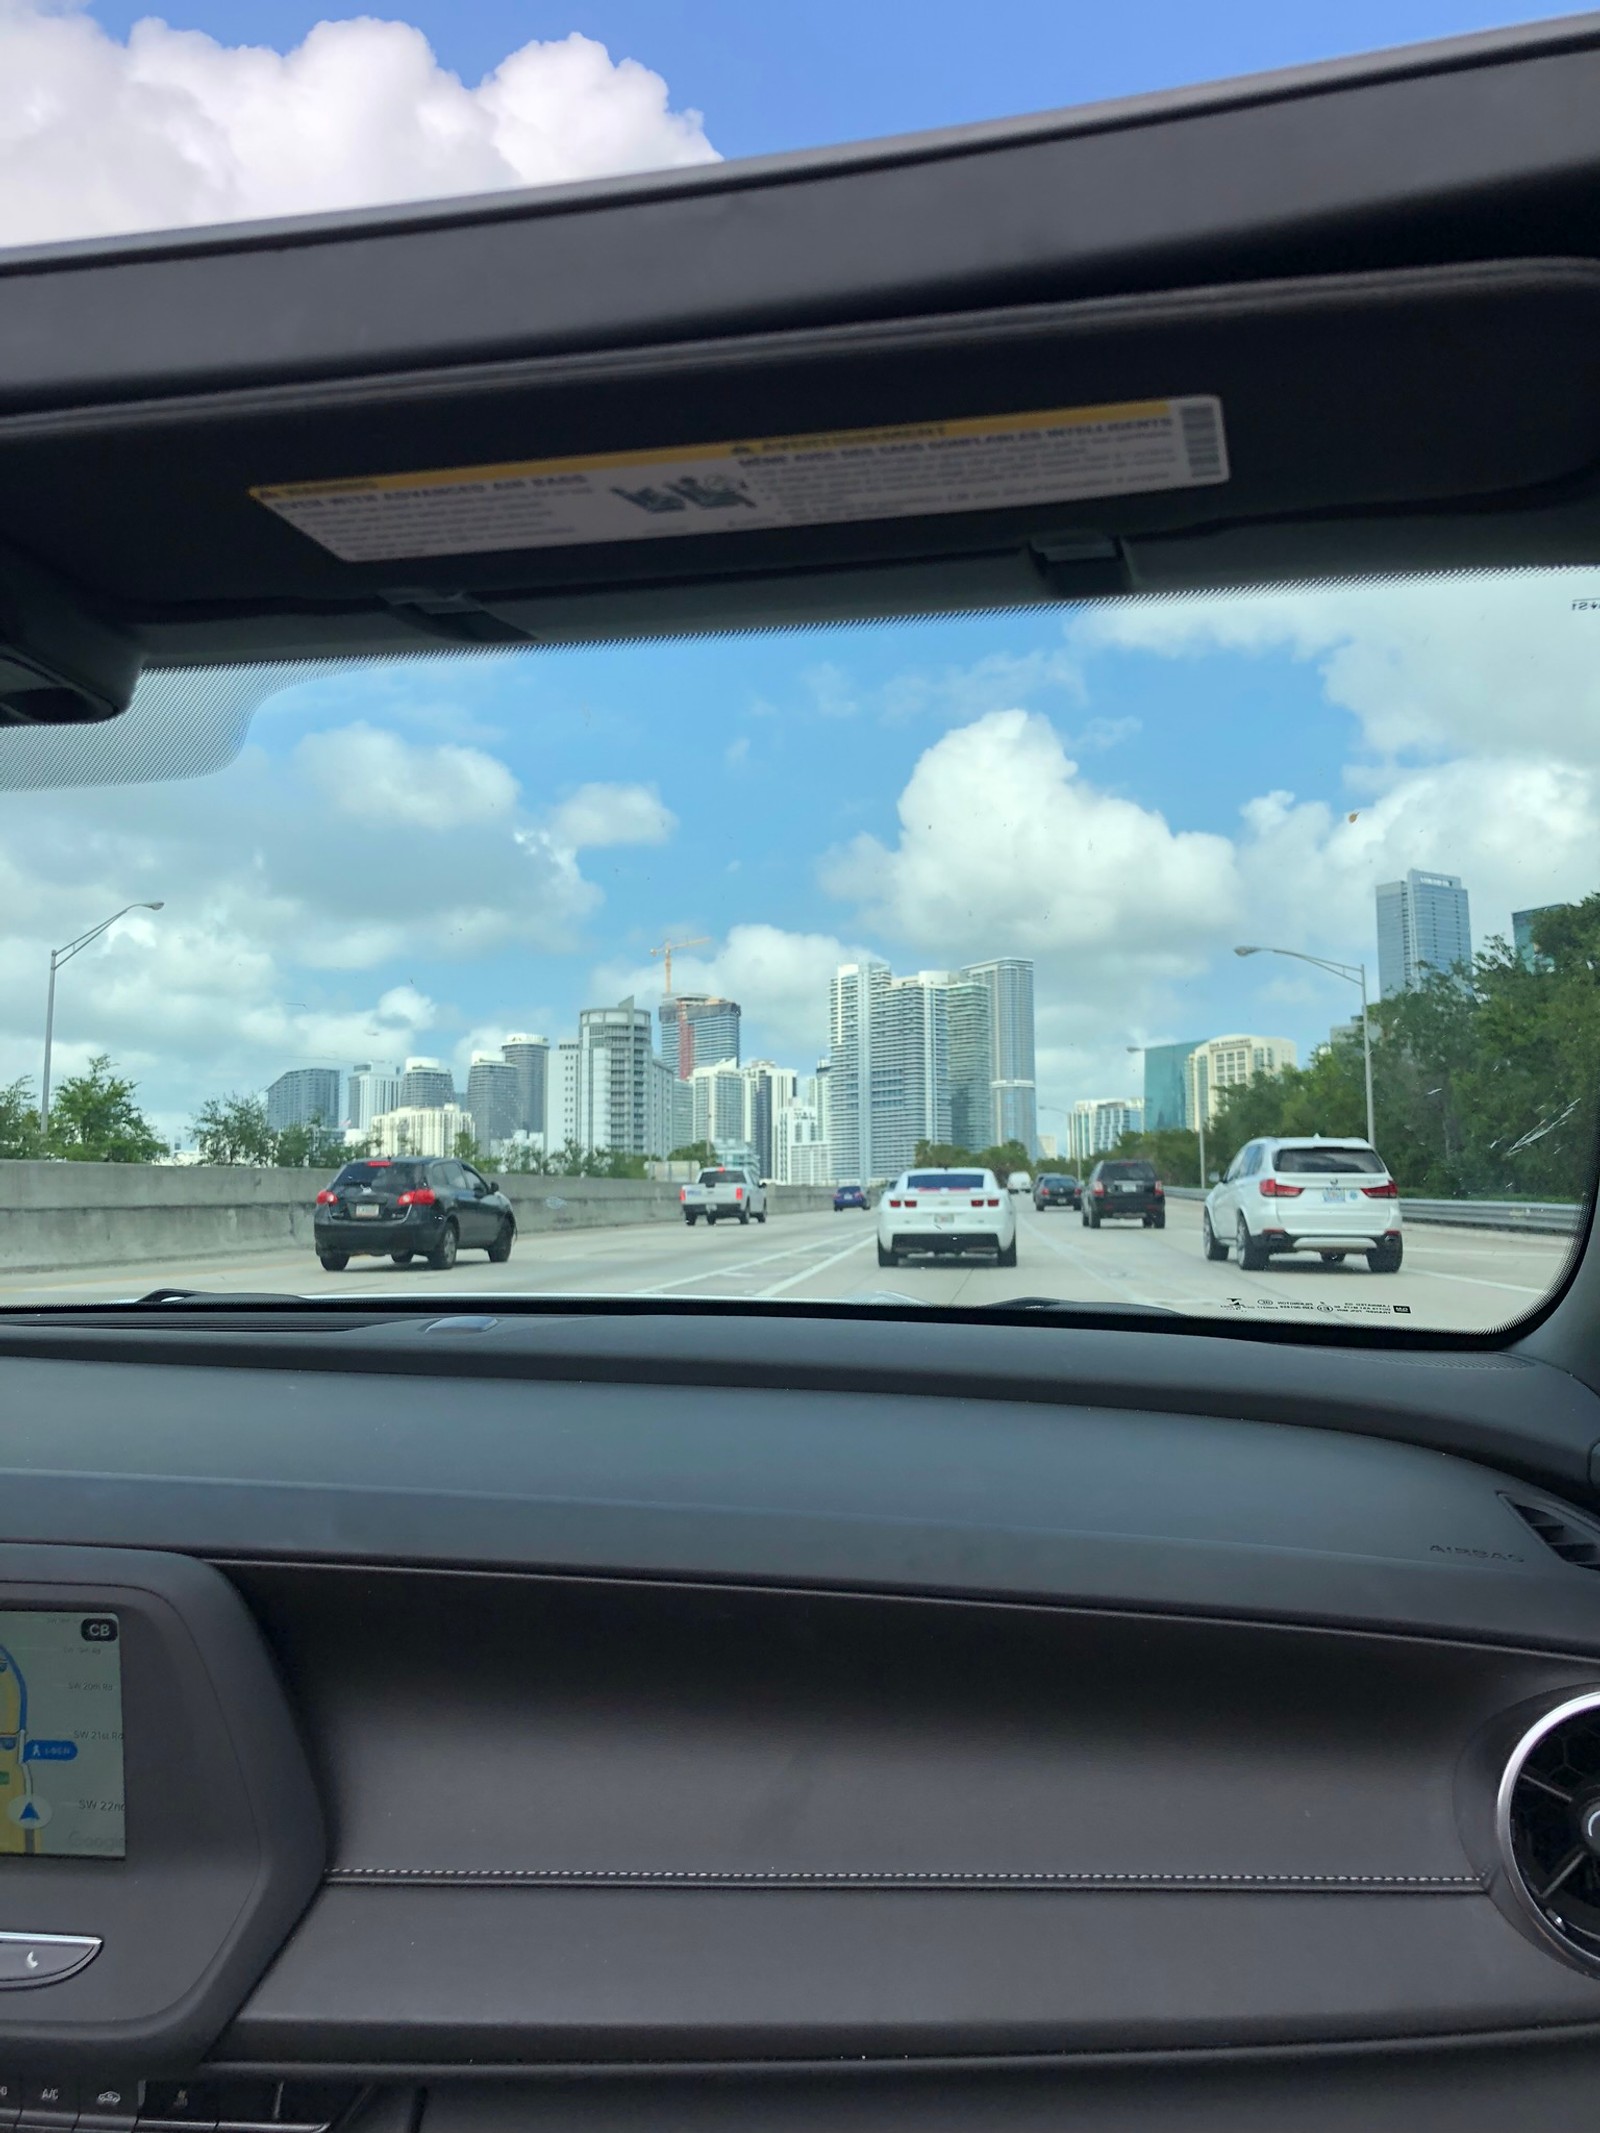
[1162,1184,1581,1234]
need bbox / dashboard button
[19,2079,77,2130]
[138,2087,217,2133]
[0,2078,23,2129]
[0,1935,100,1989]
[76,2084,142,2133]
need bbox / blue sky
[79,0,1580,165]
[0,3,1596,1144]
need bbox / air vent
[1504,1498,1600,1569]
[1498,1692,1600,1971]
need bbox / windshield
[2,570,1595,1331]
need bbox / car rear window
[333,1161,428,1190]
[1099,1162,1156,1182]
[697,1170,747,1186]
[906,1172,986,1190]
[1273,1146,1386,1175]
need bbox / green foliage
[912,1136,1034,1183]
[46,1055,166,1164]
[0,1076,42,1159]
[193,1094,345,1169]
[193,1092,272,1165]
[1199,895,1600,1199]
[669,1141,718,1167]
[452,1126,489,1167]
[1108,1126,1204,1186]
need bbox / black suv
[315,1157,516,1271]
[1083,1158,1165,1229]
[1033,1173,1081,1210]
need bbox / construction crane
[648,936,710,998]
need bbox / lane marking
[756,1232,878,1298]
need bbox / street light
[1127,1042,1207,1188]
[1234,944,1375,1147]
[41,902,165,1138]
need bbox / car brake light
[1093,1182,1106,1195]
[1361,1179,1400,1198]
[987,1197,1000,1207]
[680,1187,686,1200]
[887,1198,902,1208]
[1259,1177,1303,1197]
[316,1189,337,1205]
[734,1186,743,1200]
[1153,1181,1164,1197]
[396,1188,436,1206]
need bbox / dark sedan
[314,1157,516,1272]
[833,1184,869,1210]
[1033,1173,1081,1210]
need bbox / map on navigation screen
[0,1612,125,1858]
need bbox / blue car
[833,1184,868,1211]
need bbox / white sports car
[876,1167,1018,1269]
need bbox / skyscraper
[1376,870,1472,996]
[1512,905,1562,973]
[265,1067,341,1135]
[958,958,1037,1150]
[347,1063,400,1134]
[501,1035,549,1138]
[575,998,664,1155]
[399,1058,455,1109]
[689,1058,747,1153]
[659,995,742,1077]
[1142,1040,1205,1131]
[466,1054,520,1151]
[1069,1097,1143,1164]
[740,1061,796,1180]
[828,959,890,1182]
[1184,1033,1298,1126]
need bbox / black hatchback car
[1033,1173,1081,1210]
[1083,1158,1166,1229]
[314,1157,516,1271]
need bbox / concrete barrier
[0,1162,838,1275]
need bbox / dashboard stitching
[325,1866,1484,1888]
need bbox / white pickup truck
[680,1166,768,1226]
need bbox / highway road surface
[0,1198,1577,1333]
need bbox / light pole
[1127,1042,1206,1187]
[1234,944,1375,1147]
[41,902,165,1139]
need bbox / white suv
[1202,1136,1402,1274]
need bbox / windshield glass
[1273,1147,1386,1175]
[2,569,1594,1330]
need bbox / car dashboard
[2,1311,1600,2129]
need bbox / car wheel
[1201,1213,1228,1262]
[1088,1207,1100,1229]
[684,1212,697,1226]
[1153,1214,1166,1230]
[318,1252,349,1272]
[877,1241,898,1268]
[738,1207,750,1225]
[486,1219,514,1264]
[1236,1216,1268,1273]
[1368,1238,1404,1273]
[707,1212,718,1225]
[756,1209,767,1224]
[391,1251,413,1265]
[997,1237,1018,1268]
[427,1221,459,1272]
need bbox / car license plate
[1114,1181,1134,1193]
[1321,1188,1350,1203]
[354,1203,381,1217]
[934,1213,956,1226]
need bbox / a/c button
[0,1935,100,1989]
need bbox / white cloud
[822,708,1239,969]
[1075,572,1600,767]
[296,723,519,827]
[0,7,718,249]
[546,782,676,851]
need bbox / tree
[193,1093,273,1166]
[669,1141,717,1168]
[0,1077,41,1159]
[272,1116,348,1170]
[46,1055,165,1164]
[452,1126,489,1168]
[1109,1126,1203,1184]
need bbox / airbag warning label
[251,397,1229,564]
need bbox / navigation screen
[0,1612,125,1859]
